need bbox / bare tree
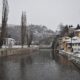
[27,29,33,47]
[0,0,9,48]
[59,24,69,37]
[21,12,26,48]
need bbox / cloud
[0,0,80,30]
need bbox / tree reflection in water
[0,49,80,80]
[0,58,7,80]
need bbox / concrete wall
[0,48,39,57]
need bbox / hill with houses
[0,24,54,45]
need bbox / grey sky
[0,0,80,30]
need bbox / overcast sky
[0,0,80,31]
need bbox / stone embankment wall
[0,47,39,57]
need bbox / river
[0,49,80,80]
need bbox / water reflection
[20,58,26,80]
[0,58,6,80]
[0,49,80,80]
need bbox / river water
[0,49,80,80]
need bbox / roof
[74,29,80,32]
[62,36,70,42]
[5,38,15,41]
[67,36,80,43]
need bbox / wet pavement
[0,49,80,80]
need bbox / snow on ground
[59,50,80,64]
[74,54,80,58]
[2,45,39,48]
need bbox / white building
[5,38,16,48]
[67,36,80,52]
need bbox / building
[5,38,16,48]
[61,36,80,53]
[74,29,80,37]
[67,36,80,52]
[60,28,80,53]
[61,36,71,52]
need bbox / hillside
[1,24,54,45]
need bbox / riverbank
[0,47,39,57]
[58,50,80,70]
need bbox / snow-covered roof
[72,36,80,40]
[62,36,70,42]
[67,36,80,43]
[5,38,15,42]
[74,29,80,32]
[5,38,15,40]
